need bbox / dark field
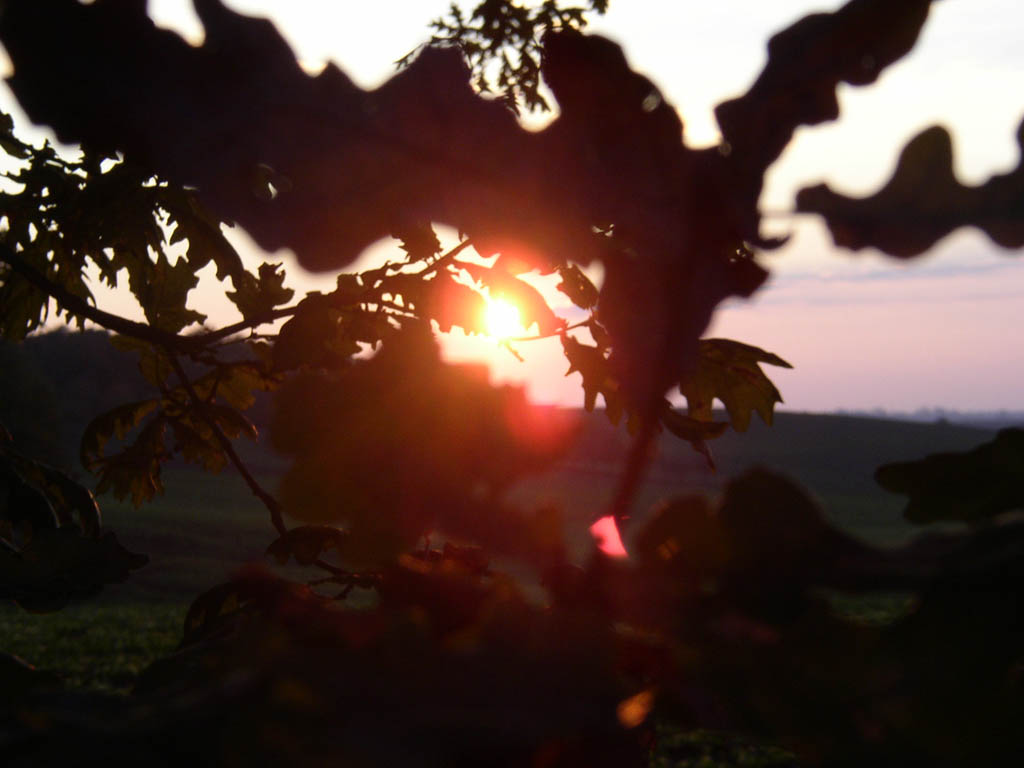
[1,410,1002,695]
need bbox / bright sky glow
[484,297,526,341]
[3,1,1023,412]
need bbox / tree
[1,1,1023,765]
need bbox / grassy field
[1,411,1002,696]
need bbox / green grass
[650,727,798,768]
[0,601,184,692]
[0,466,293,692]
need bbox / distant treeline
[2,331,1007,526]
[0,330,151,470]
[834,407,1024,430]
[1,330,282,473]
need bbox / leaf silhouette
[0,527,147,612]
[2,455,102,536]
[556,263,599,309]
[797,121,1024,257]
[876,428,1024,523]
[426,274,489,335]
[714,0,934,241]
[0,2,769,412]
[79,399,160,471]
[458,261,563,335]
[226,262,294,320]
[679,339,792,432]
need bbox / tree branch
[0,244,190,349]
[1,244,303,350]
[166,353,287,537]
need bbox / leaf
[3,455,102,536]
[273,294,360,371]
[876,428,1024,523]
[560,335,613,412]
[0,111,30,158]
[426,273,488,334]
[110,334,173,386]
[333,273,363,306]
[164,188,246,282]
[714,0,934,238]
[80,399,159,471]
[716,469,850,587]
[633,495,724,575]
[456,261,564,336]
[132,253,206,333]
[659,407,728,469]
[181,575,312,647]
[391,220,441,261]
[203,404,258,440]
[0,460,58,543]
[90,416,169,507]
[0,527,147,612]
[796,121,1024,257]
[0,253,51,341]
[190,362,278,412]
[555,263,599,309]
[169,420,227,473]
[226,262,294,320]
[182,581,250,647]
[679,339,792,432]
[659,408,728,443]
[266,525,349,566]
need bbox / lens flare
[590,515,628,558]
[484,297,524,339]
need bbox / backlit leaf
[90,416,169,507]
[426,274,488,334]
[226,262,294,320]
[458,261,563,336]
[556,263,599,309]
[679,339,792,432]
[80,399,159,471]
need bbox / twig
[421,238,474,276]
[506,318,589,343]
[196,305,300,344]
[166,353,287,536]
[0,243,296,351]
[1,244,191,349]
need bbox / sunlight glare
[485,297,525,340]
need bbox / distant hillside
[4,331,1002,545]
[0,330,150,468]
[835,408,1024,430]
[520,409,996,545]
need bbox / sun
[484,297,525,340]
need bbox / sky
[3,0,1023,412]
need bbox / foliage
[409,0,610,112]
[0,437,147,610]
[797,122,1024,256]
[876,428,1024,523]
[1,0,1023,766]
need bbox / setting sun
[484,297,525,340]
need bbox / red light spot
[590,515,628,558]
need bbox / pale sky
[3,1,1023,412]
